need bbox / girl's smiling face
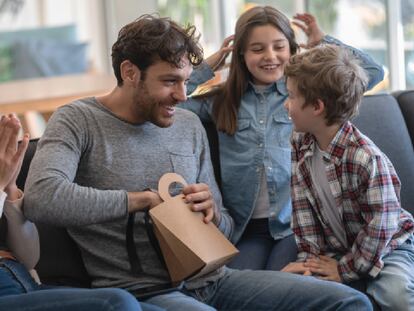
[243,24,291,85]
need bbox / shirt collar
[247,77,288,96]
[299,121,353,164]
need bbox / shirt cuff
[321,35,342,46]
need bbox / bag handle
[158,173,187,201]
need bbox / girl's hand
[205,34,234,72]
[292,13,325,49]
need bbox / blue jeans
[366,236,414,311]
[145,268,372,311]
[228,219,298,270]
[0,259,161,311]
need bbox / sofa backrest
[17,139,91,287]
[352,94,414,214]
[392,90,414,148]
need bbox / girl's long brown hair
[210,6,298,135]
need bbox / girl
[181,6,384,270]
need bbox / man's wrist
[127,189,159,213]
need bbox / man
[25,14,372,310]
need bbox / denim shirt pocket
[271,114,293,148]
[168,149,198,186]
[235,118,252,141]
[238,118,250,131]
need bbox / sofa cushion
[12,40,88,80]
[35,223,91,287]
[0,44,12,82]
[0,24,81,81]
[353,94,414,215]
[0,24,77,44]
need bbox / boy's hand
[292,13,325,49]
[304,255,342,282]
[281,262,312,276]
[183,183,217,224]
[205,35,234,72]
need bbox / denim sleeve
[179,96,213,122]
[180,62,215,122]
[322,35,385,91]
[187,62,215,95]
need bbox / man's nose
[173,83,187,102]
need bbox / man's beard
[135,81,177,128]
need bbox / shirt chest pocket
[168,150,198,185]
[271,114,292,148]
[235,118,252,141]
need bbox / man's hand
[0,115,29,198]
[205,35,234,72]
[304,256,342,282]
[292,13,325,49]
[183,183,218,224]
[281,262,312,276]
[127,190,162,213]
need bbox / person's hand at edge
[0,114,29,201]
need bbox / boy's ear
[313,99,325,116]
[120,60,140,85]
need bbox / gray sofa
[16,91,414,301]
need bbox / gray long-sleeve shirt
[24,97,233,290]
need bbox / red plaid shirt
[291,121,414,282]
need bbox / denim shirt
[180,35,384,243]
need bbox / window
[308,0,388,92]
[402,0,414,88]
[157,0,221,56]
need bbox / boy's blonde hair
[285,44,369,125]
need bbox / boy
[283,44,414,311]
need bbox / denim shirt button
[269,212,276,217]
[258,143,263,147]
[259,120,264,124]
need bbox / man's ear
[313,99,325,116]
[120,60,140,85]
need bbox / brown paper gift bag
[149,172,239,283]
